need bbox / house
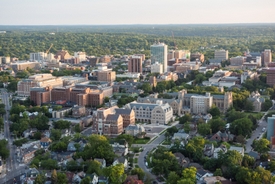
[229,146,244,156]
[110,139,129,156]
[196,169,213,181]
[204,144,214,157]
[98,176,109,184]
[247,151,260,160]
[22,146,37,164]
[210,131,234,142]
[72,174,82,184]
[40,137,52,147]
[124,124,146,138]
[113,156,128,168]
[61,128,71,138]
[67,140,86,152]
[203,176,230,184]
[94,158,106,168]
[213,145,227,159]
[124,175,144,184]
[27,168,40,178]
[173,152,190,168]
[85,173,98,184]
[172,133,190,147]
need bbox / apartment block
[97,71,116,82]
[92,106,135,137]
[230,56,245,66]
[266,68,275,86]
[262,49,272,67]
[151,62,163,74]
[128,55,142,73]
[214,50,228,61]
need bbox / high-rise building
[214,50,228,61]
[30,52,47,61]
[262,49,272,67]
[150,42,168,72]
[267,115,275,140]
[266,68,275,86]
[128,55,142,73]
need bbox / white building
[190,93,213,114]
[125,101,173,125]
[151,42,168,72]
[30,52,47,62]
[74,52,87,62]
[214,50,228,61]
[116,73,140,79]
[151,62,163,74]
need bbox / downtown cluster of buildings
[1,43,274,138]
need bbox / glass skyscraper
[150,42,168,72]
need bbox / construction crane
[171,31,178,50]
[46,44,53,54]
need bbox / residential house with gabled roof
[173,152,190,168]
[196,169,213,182]
[204,144,214,157]
[113,156,128,168]
[40,137,52,148]
[213,145,227,159]
[124,175,144,184]
[110,139,128,156]
[229,146,244,156]
[210,131,234,142]
[94,158,106,168]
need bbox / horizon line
[1,22,275,26]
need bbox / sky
[0,0,275,25]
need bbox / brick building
[266,68,275,86]
[128,55,143,73]
[97,71,116,82]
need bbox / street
[0,89,21,183]
[245,111,269,153]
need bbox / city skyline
[0,0,275,25]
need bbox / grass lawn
[133,138,150,144]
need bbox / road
[136,121,179,183]
[0,89,21,183]
[245,111,269,153]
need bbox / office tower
[151,42,168,72]
[128,55,142,73]
[214,50,228,61]
[262,49,272,67]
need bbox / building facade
[190,93,213,114]
[262,49,272,67]
[150,43,168,72]
[124,101,173,125]
[97,71,116,82]
[151,62,163,74]
[214,50,228,61]
[266,68,275,86]
[128,55,143,73]
[18,74,63,96]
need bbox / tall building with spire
[150,42,168,72]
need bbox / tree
[262,99,273,111]
[179,113,192,124]
[141,83,152,93]
[50,129,62,141]
[209,118,226,133]
[80,177,91,184]
[230,118,253,137]
[214,168,223,176]
[51,169,57,184]
[178,167,197,184]
[242,154,255,168]
[244,99,254,111]
[104,97,110,103]
[103,164,127,184]
[116,134,134,147]
[183,122,191,133]
[253,138,270,154]
[57,172,68,184]
[208,105,221,118]
[0,139,9,159]
[53,120,71,129]
[166,171,180,184]
[86,160,102,175]
[131,168,145,180]
[34,174,45,184]
[197,123,211,136]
